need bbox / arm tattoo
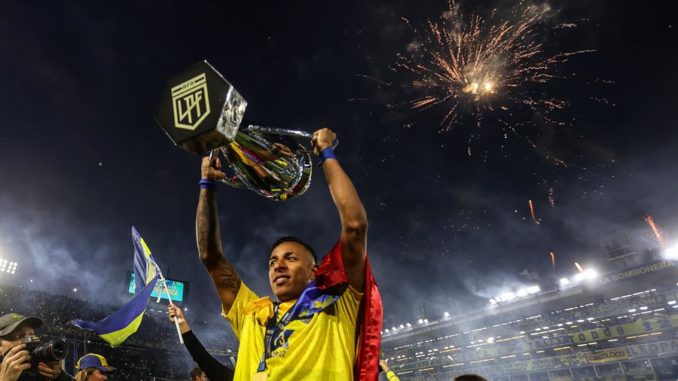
[196,189,241,291]
[212,257,241,290]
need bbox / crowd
[0,284,227,380]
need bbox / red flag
[315,241,383,381]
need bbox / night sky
[1,0,677,338]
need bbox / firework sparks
[644,215,666,247]
[397,0,594,134]
[550,251,556,273]
[574,262,583,273]
[528,199,539,224]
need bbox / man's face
[268,241,317,301]
[0,324,35,356]
[87,369,108,381]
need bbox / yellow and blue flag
[71,226,159,347]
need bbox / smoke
[0,194,132,304]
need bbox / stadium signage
[534,335,573,348]
[559,290,678,328]
[459,338,678,377]
[128,272,187,302]
[627,338,678,358]
[534,316,678,348]
[584,347,629,363]
[572,316,678,344]
[599,260,674,285]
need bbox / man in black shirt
[167,305,234,381]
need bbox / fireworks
[550,251,556,273]
[397,0,593,133]
[528,199,539,224]
[644,215,666,247]
[574,262,583,273]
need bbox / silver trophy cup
[155,61,331,201]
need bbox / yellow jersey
[224,282,361,380]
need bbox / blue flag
[71,226,159,347]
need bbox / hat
[76,354,116,373]
[0,313,43,338]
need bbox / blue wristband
[319,147,337,164]
[199,178,218,190]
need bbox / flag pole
[149,258,184,345]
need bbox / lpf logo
[171,73,211,130]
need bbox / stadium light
[443,312,450,318]
[486,337,495,343]
[498,292,515,302]
[0,258,18,275]
[663,245,678,260]
[559,277,570,286]
[584,268,599,280]
[517,288,529,297]
[528,285,540,294]
[418,319,424,325]
[406,323,412,328]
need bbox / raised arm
[312,128,368,291]
[169,305,235,380]
[196,155,241,314]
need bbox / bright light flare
[663,245,678,260]
[0,258,18,275]
[584,269,599,280]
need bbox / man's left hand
[37,361,62,380]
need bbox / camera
[21,335,67,365]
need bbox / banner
[627,338,678,358]
[585,347,629,363]
[572,316,678,344]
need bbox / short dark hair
[190,367,203,380]
[455,375,488,381]
[270,236,317,263]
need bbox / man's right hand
[201,154,227,181]
[0,344,31,381]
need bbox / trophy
[156,61,332,201]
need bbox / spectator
[168,305,233,381]
[190,367,207,381]
[74,354,115,381]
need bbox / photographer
[0,313,72,381]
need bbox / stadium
[381,239,678,381]
[0,269,235,380]
[4,235,678,380]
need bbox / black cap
[0,313,43,339]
